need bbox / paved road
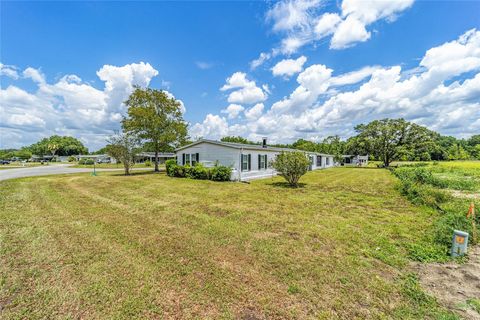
[0,164,150,181]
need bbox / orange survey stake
[455,235,465,244]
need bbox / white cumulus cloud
[23,67,46,84]
[191,29,480,144]
[251,0,415,67]
[0,62,165,149]
[189,114,229,140]
[221,104,245,119]
[0,63,19,79]
[271,56,307,78]
[245,103,265,120]
[221,72,268,104]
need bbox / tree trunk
[384,154,391,167]
[154,149,159,172]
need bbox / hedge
[165,159,231,181]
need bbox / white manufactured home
[342,155,369,166]
[175,139,335,181]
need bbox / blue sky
[1,0,479,150]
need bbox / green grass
[392,163,479,261]
[368,160,480,170]
[0,168,455,319]
[0,162,43,170]
[71,162,157,169]
[467,299,480,313]
[437,160,480,169]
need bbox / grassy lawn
[367,160,480,169]
[0,162,43,170]
[0,168,456,319]
[436,160,480,169]
[71,162,158,169]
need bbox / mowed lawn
[0,168,453,319]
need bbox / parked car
[0,160,10,165]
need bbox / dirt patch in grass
[413,245,480,319]
[450,190,480,199]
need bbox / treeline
[221,119,480,166]
[0,135,88,160]
[2,118,479,165]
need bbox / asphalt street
[0,164,150,181]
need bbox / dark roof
[175,139,334,156]
[136,152,176,157]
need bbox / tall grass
[392,166,479,260]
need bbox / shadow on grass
[110,170,163,177]
[267,181,306,189]
[340,166,382,170]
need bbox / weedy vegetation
[392,162,479,261]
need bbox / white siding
[177,143,239,168]
[237,149,279,181]
[176,141,335,181]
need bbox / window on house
[184,153,198,166]
[326,157,330,165]
[317,156,322,166]
[259,154,267,170]
[242,154,250,171]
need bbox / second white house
[175,139,335,181]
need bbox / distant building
[342,155,369,166]
[135,152,176,164]
[76,154,116,163]
[31,155,54,162]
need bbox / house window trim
[241,154,250,171]
[259,154,267,170]
[184,153,198,166]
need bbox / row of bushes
[392,166,479,259]
[165,160,231,181]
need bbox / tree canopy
[122,87,188,172]
[0,149,32,160]
[352,119,436,166]
[219,125,480,163]
[220,136,257,145]
[27,135,88,156]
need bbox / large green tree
[447,144,470,160]
[291,139,318,152]
[122,87,188,172]
[27,135,88,156]
[319,136,346,162]
[353,118,436,167]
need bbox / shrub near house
[270,151,311,187]
[165,159,231,181]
